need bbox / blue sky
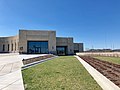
[0,0,120,50]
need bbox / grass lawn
[94,56,120,64]
[22,56,102,90]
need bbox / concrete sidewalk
[0,54,46,90]
[75,56,120,90]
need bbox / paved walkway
[0,54,46,90]
[75,56,120,90]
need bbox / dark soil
[23,54,54,65]
[79,56,120,87]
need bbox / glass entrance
[27,41,48,54]
[56,46,67,55]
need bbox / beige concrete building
[0,30,83,55]
[56,37,74,55]
[74,43,84,53]
[0,35,19,53]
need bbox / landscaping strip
[93,56,120,64]
[76,56,120,90]
[79,55,120,88]
[22,54,55,65]
[22,56,58,70]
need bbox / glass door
[56,46,67,55]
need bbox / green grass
[22,56,102,90]
[94,56,120,64]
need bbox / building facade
[74,43,84,53]
[0,30,83,55]
[0,35,19,53]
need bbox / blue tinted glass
[56,46,67,55]
[28,41,48,54]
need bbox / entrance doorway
[56,46,67,55]
[27,41,48,54]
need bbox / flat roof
[19,29,56,32]
[56,37,73,39]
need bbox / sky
[0,0,120,50]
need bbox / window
[56,46,67,55]
[15,43,16,51]
[3,44,5,51]
[27,41,48,54]
[8,44,9,51]
[11,44,13,51]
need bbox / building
[0,30,83,55]
[74,43,84,53]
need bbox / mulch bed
[79,56,120,88]
[22,54,55,65]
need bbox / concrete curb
[75,55,120,90]
[22,56,58,70]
